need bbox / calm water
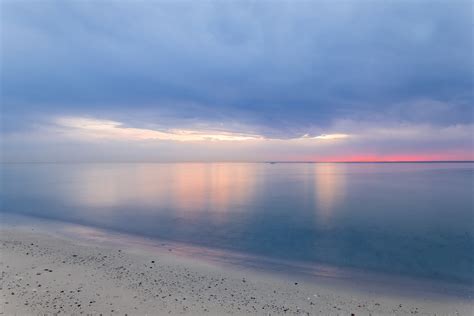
[1,163,473,284]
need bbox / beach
[1,223,472,315]
[2,0,473,314]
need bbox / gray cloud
[0,0,472,160]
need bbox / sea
[1,162,473,293]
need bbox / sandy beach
[2,0,473,313]
[0,224,472,315]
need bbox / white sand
[1,225,473,315]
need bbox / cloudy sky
[1,0,472,162]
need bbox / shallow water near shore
[1,162,473,289]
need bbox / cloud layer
[1,0,472,161]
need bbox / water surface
[1,162,473,284]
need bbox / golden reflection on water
[314,163,346,224]
[70,163,345,224]
[72,163,258,221]
[171,163,258,221]
[170,164,208,214]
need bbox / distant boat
[268,162,277,164]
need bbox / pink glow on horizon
[292,151,474,162]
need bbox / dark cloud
[1,0,472,138]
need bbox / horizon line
[1,160,473,164]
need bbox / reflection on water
[73,166,124,208]
[69,163,259,223]
[314,164,346,225]
[1,162,473,284]
[169,163,258,221]
[172,164,207,214]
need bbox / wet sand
[1,226,473,315]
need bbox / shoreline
[2,213,473,298]
[1,217,473,315]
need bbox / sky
[1,0,473,162]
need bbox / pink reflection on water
[69,163,259,223]
[169,163,259,222]
[314,163,346,225]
